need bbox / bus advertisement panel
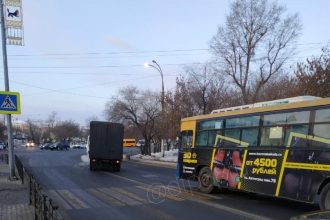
[177,97,330,210]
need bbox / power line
[7,49,209,57]
[2,74,178,99]
[4,55,321,70]
[7,52,212,60]
[5,41,328,57]
[7,63,190,69]
[10,71,177,76]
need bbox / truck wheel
[114,164,121,172]
[319,183,330,210]
[198,167,214,194]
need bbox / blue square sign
[0,91,21,114]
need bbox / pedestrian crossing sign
[0,91,21,114]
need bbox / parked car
[39,143,51,150]
[49,142,58,150]
[136,139,145,147]
[0,142,6,150]
[70,142,86,149]
[49,141,69,151]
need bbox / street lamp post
[144,60,165,112]
[144,60,165,157]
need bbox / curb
[126,157,177,168]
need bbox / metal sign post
[0,0,14,179]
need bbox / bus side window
[196,131,208,147]
[260,127,284,147]
[313,124,330,140]
[313,108,330,139]
[241,128,258,147]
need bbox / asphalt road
[15,147,318,220]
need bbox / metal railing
[15,155,64,220]
[15,154,24,183]
[0,153,8,164]
[29,173,64,220]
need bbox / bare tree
[53,120,81,140]
[25,120,42,144]
[174,63,232,117]
[295,46,330,97]
[104,86,161,155]
[185,64,216,114]
[210,0,301,104]
[45,111,58,140]
[257,73,298,101]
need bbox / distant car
[49,141,69,151]
[70,142,86,149]
[0,142,5,150]
[79,143,87,149]
[26,141,35,148]
[136,139,145,147]
[40,143,51,150]
[49,142,58,150]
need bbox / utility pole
[0,0,15,179]
[144,60,165,157]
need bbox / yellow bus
[177,96,330,210]
[123,139,136,147]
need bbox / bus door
[177,130,194,179]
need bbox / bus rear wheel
[319,183,330,210]
[198,167,214,194]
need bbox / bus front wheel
[319,183,330,210]
[198,167,214,194]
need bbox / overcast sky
[1,0,329,126]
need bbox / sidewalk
[0,163,34,220]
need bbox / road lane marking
[87,189,125,207]
[142,174,159,178]
[98,187,142,206]
[104,172,149,186]
[57,190,90,209]
[45,190,73,210]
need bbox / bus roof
[181,96,330,122]
[210,96,320,114]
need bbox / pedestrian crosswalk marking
[46,185,211,211]
[46,190,73,210]
[98,187,143,206]
[136,185,185,202]
[87,188,125,207]
[57,190,90,209]
[0,95,16,109]
[71,189,108,208]
[111,187,148,204]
